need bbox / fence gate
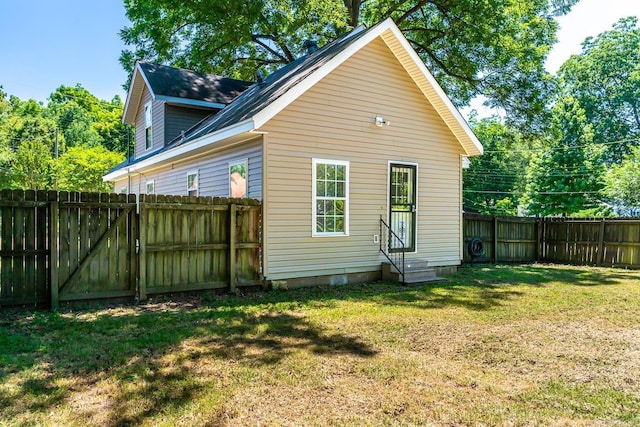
[53,192,137,307]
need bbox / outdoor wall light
[374,116,390,127]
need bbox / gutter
[103,118,255,181]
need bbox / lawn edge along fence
[0,190,262,309]
[464,213,640,268]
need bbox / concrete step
[382,259,443,284]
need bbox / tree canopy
[557,17,640,164]
[120,0,578,129]
[463,116,529,216]
[523,96,604,216]
[462,17,640,217]
[604,146,640,210]
[0,85,126,192]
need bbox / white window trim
[144,101,153,151]
[187,170,199,196]
[312,158,349,237]
[229,158,248,198]
[146,180,155,194]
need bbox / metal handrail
[380,217,405,283]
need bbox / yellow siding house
[104,18,483,287]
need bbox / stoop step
[382,259,443,285]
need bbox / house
[104,18,483,287]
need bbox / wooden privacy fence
[464,213,640,268]
[0,190,262,309]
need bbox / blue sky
[0,1,130,102]
[0,0,638,103]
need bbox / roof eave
[157,95,226,110]
[122,62,156,125]
[250,18,482,156]
[103,118,256,182]
[379,24,483,156]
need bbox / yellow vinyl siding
[262,37,465,280]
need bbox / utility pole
[54,128,58,190]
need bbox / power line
[464,189,602,195]
[480,137,638,154]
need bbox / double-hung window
[313,158,349,236]
[146,180,155,194]
[144,102,153,150]
[229,159,248,198]
[187,171,198,196]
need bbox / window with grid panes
[312,159,349,236]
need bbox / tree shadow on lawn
[0,306,376,425]
[1,263,636,424]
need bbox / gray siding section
[134,87,165,159]
[164,105,217,144]
[114,137,263,199]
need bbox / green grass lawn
[1,264,639,426]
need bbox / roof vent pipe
[303,40,318,55]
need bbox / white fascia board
[122,63,157,125]
[251,20,390,129]
[103,118,255,181]
[157,96,226,110]
[383,24,483,156]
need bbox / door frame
[387,161,418,253]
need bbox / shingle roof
[174,25,369,144]
[138,62,253,105]
[106,18,482,180]
[107,27,370,175]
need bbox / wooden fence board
[1,190,15,303]
[24,191,36,302]
[1,191,261,308]
[10,190,24,302]
[464,214,640,268]
[37,191,51,305]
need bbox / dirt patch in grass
[1,264,639,426]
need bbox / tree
[48,85,132,154]
[54,145,124,192]
[557,17,640,164]
[1,113,57,190]
[523,97,604,216]
[604,145,640,209]
[463,117,529,216]
[0,87,128,191]
[0,87,14,187]
[120,0,578,130]
[11,139,53,190]
[46,100,102,148]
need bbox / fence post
[49,191,59,310]
[138,194,147,301]
[535,218,542,261]
[596,218,606,266]
[129,193,139,301]
[493,216,498,263]
[230,203,237,293]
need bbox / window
[313,159,349,236]
[144,102,152,150]
[187,171,198,196]
[146,180,155,194]
[119,186,128,194]
[229,159,247,198]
